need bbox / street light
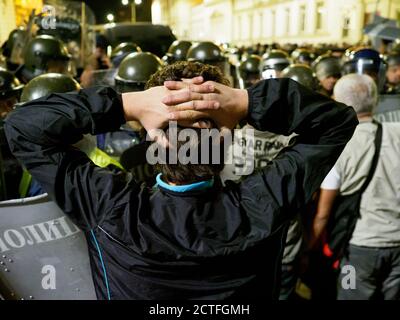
[106,13,114,22]
[122,0,129,5]
[134,0,142,5]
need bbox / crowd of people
[0,23,400,301]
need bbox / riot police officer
[17,73,122,197]
[237,54,262,89]
[342,47,386,92]
[312,54,342,97]
[384,52,400,94]
[162,40,192,65]
[0,68,23,119]
[261,49,291,79]
[1,28,28,71]
[343,47,400,122]
[186,41,235,86]
[115,52,163,93]
[291,48,316,66]
[18,35,71,83]
[110,42,142,68]
[281,64,318,90]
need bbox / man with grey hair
[310,73,400,300]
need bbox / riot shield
[0,194,96,300]
[38,0,96,71]
[80,68,117,88]
[374,94,400,122]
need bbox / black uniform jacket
[4,79,358,300]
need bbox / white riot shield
[374,94,400,122]
[0,194,96,300]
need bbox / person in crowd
[312,54,342,97]
[80,34,112,88]
[162,40,192,66]
[261,50,291,79]
[4,59,357,300]
[312,73,400,300]
[110,42,142,68]
[16,35,71,84]
[384,51,400,94]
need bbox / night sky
[70,0,152,24]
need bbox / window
[299,4,306,33]
[285,8,291,35]
[342,16,350,38]
[316,1,326,31]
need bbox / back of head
[115,52,163,93]
[312,54,342,80]
[163,40,192,65]
[238,54,262,88]
[333,73,378,115]
[186,42,230,77]
[23,35,71,80]
[110,42,142,67]
[261,50,291,79]
[146,61,230,184]
[281,64,318,90]
[20,73,80,103]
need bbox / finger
[162,89,203,105]
[181,76,204,84]
[167,100,220,111]
[164,81,215,94]
[168,110,210,122]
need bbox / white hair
[333,74,378,114]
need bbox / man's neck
[357,112,373,121]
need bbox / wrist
[121,91,143,122]
[234,88,249,120]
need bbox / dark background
[71,0,152,24]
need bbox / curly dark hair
[145,61,230,184]
[145,61,230,89]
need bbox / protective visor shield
[345,58,387,92]
[83,69,118,88]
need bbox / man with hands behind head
[4,62,357,300]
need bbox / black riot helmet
[281,64,318,90]
[186,41,230,76]
[20,73,80,103]
[1,28,27,59]
[342,47,386,92]
[110,42,142,68]
[163,40,192,65]
[261,50,291,79]
[115,52,163,93]
[312,54,342,80]
[237,54,262,89]
[0,68,24,100]
[291,48,316,66]
[22,35,71,81]
[384,52,400,68]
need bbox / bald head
[333,74,378,115]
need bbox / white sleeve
[320,166,341,190]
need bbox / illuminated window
[316,1,326,31]
[285,8,290,35]
[299,4,306,33]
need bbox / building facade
[151,0,400,45]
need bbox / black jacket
[4,79,358,300]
